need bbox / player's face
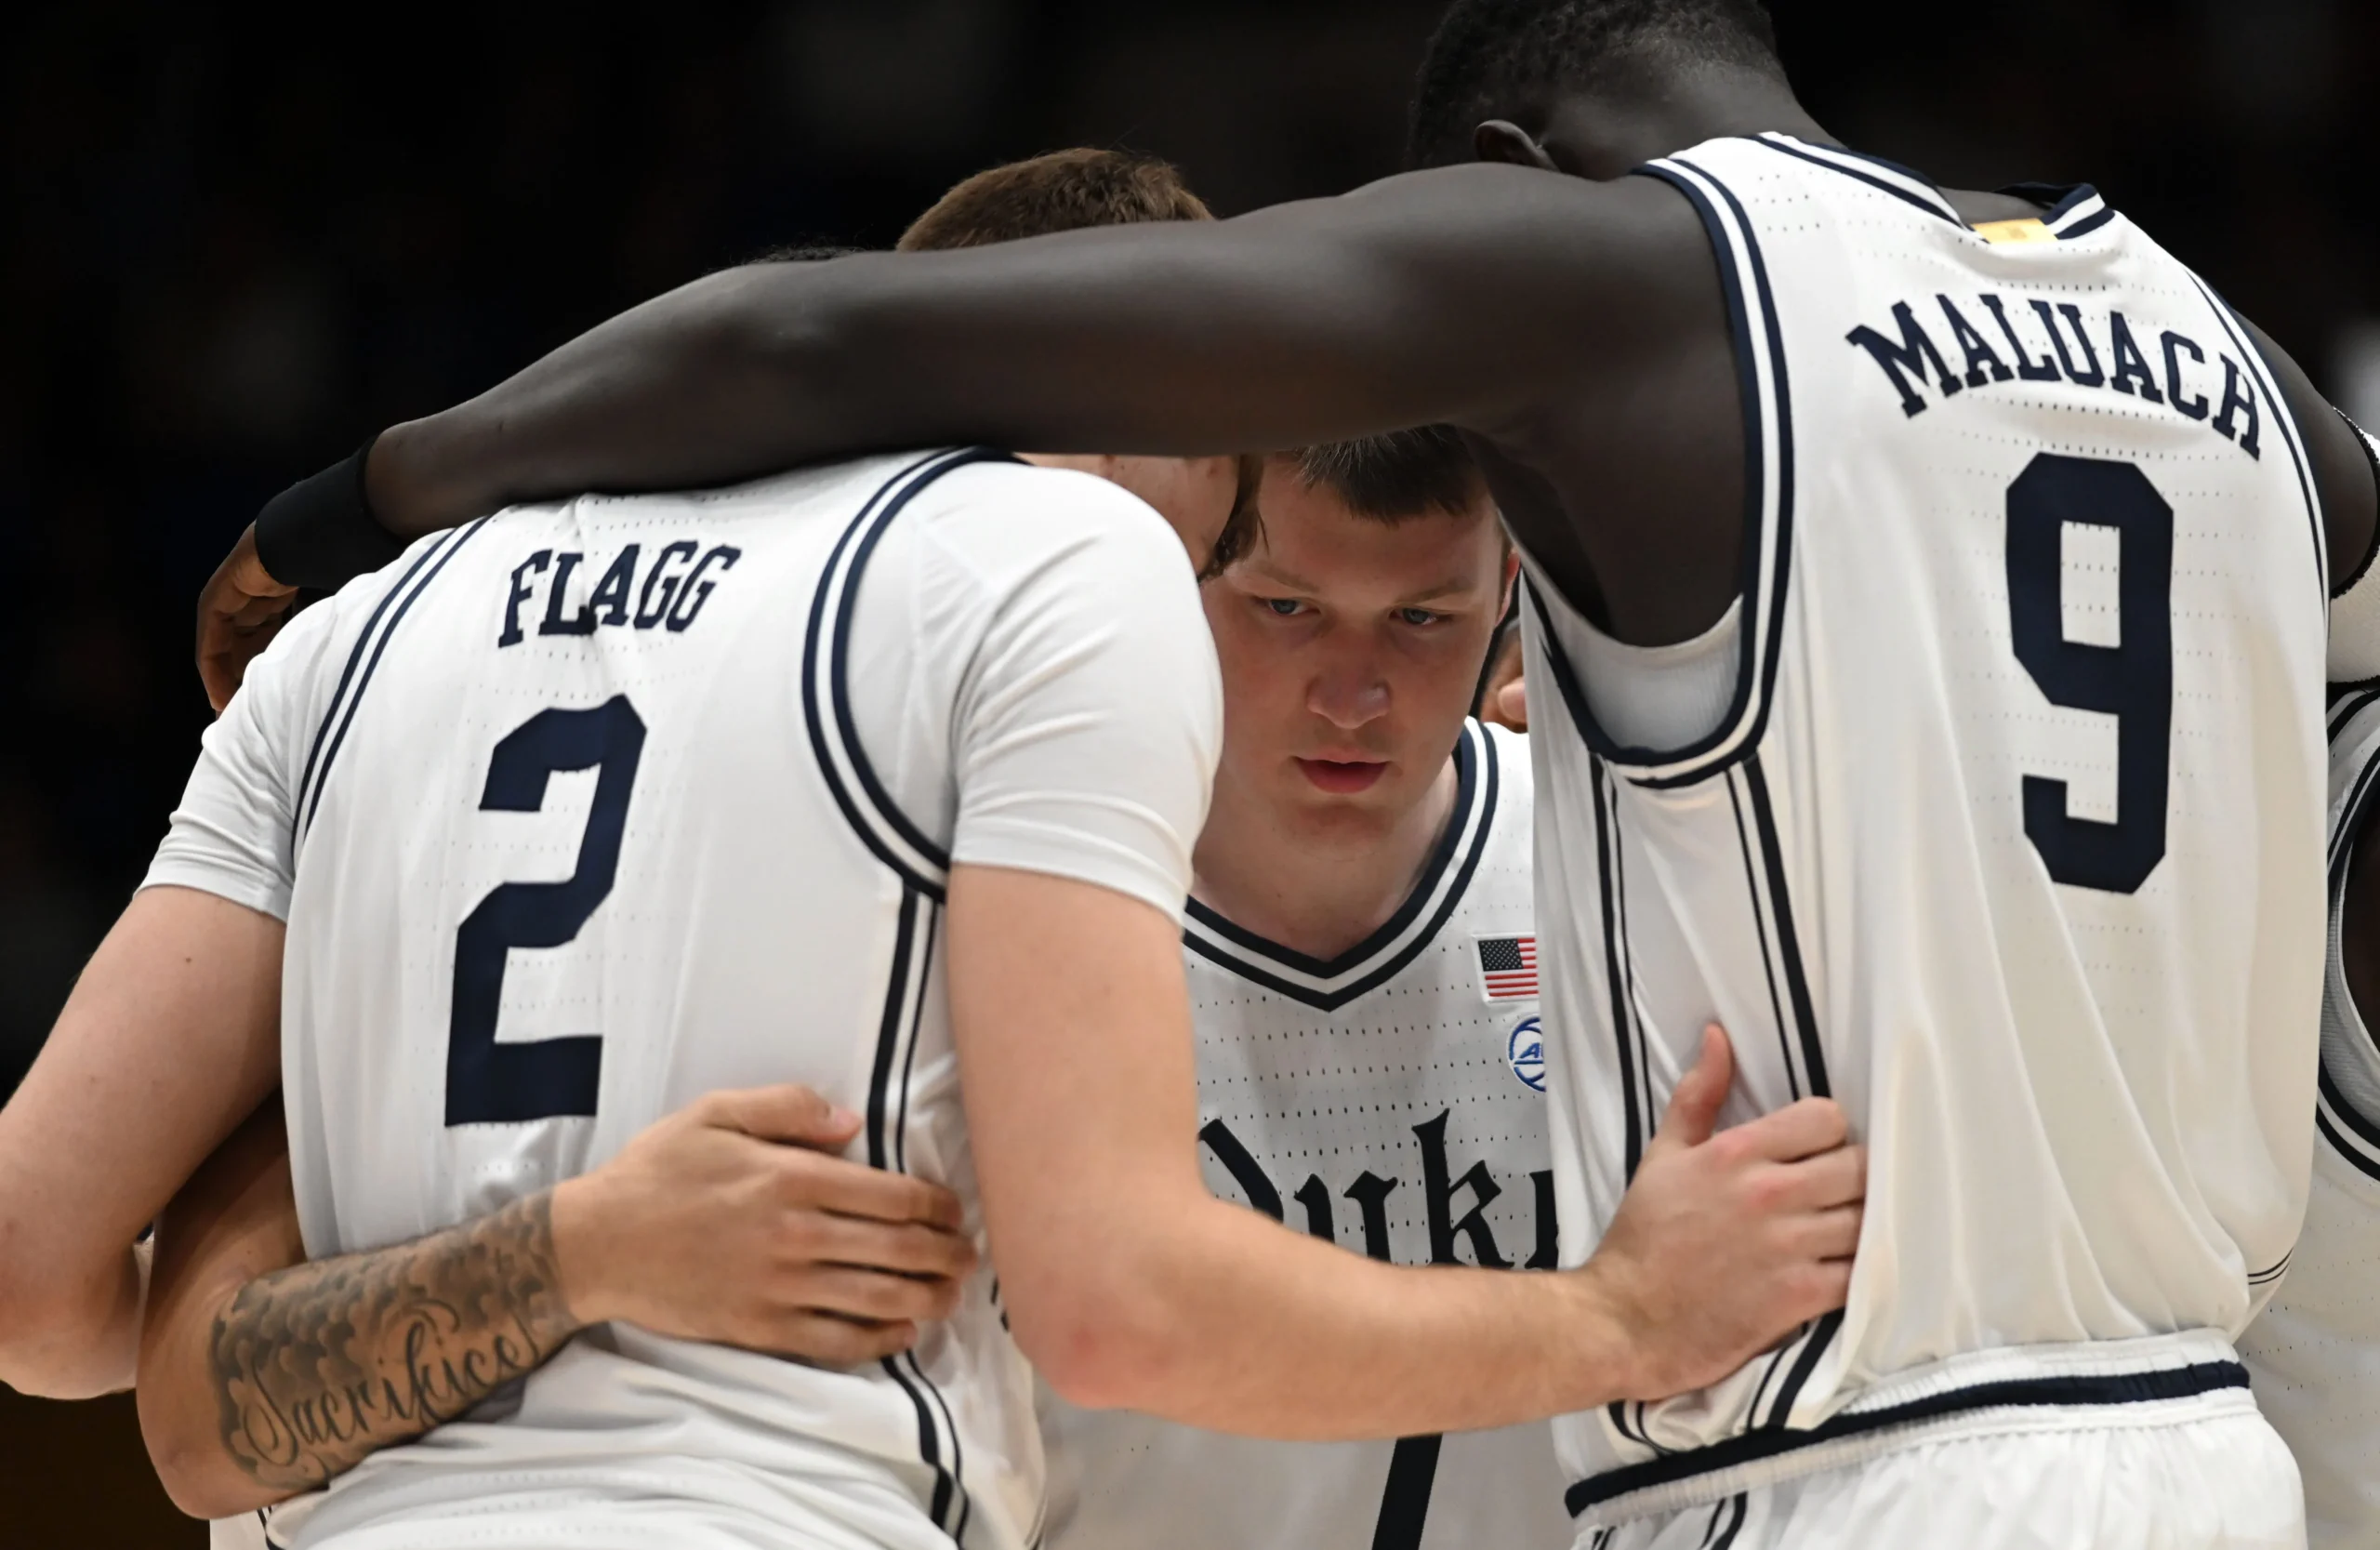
[1204,462,1513,845]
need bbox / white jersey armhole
[1521,552,1744,754]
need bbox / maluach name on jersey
[1850,291,2262,457]
[497,540,744,647]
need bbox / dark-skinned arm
[364,166,1694,533]
[198,166,1701,708]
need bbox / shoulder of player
[1355,164,1712,322]
[904,459,1196,598]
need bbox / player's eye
[1261,597,1308,617]
[1396,607,1447,628]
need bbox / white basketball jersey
[2242,688,2380,1550]
[1521,134,2330,1524]
[148,447,1221,1550]
[1040,721,1571,1550]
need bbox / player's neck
[1191,756,1461,962]
[1535,70,1830,181]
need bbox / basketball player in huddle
[2244,623,2380,1547]
[156,155,1582,1550]
[148,430,1579,1550]
[0,147,1863,1550]
[198,0,2380,1543]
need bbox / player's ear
[1473,121,1559,172]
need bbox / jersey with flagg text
[1040,721,1572,1550]
[1520,133,2328,1524]
[2241,688,2380,1550]
[146,447,1222,1550]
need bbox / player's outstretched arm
[196,167,1703,705]
[949,865,1862,1437]
[363,167,1688,531]
[138,1084,978,1519]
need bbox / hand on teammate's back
[196,522,299,712]
[550,1085,978,1365]
[1582,1026,1863,1402]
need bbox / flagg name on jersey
[497,538,744,646]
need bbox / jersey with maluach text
[1517,133,2328,1525]
[144,448,1222,1550]
[1040,720,1571,1550]
[2241,688,2380,1550]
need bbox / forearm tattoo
[209,1190,582,1493]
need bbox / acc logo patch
[1506,1015,1546,1092]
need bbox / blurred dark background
[2,0,2376,1538]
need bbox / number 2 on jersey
[446,696,646,1125]
[2004,453,2174,894]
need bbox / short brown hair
[899,150,1260,577]
[898,148,1213,253]
[1279,428,1490,524]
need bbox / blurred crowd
[4,0,2375,1096]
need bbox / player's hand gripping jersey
[144,450,1221,1550]
[1521,136,2328,1522]
[1041,721,1570,1550]
[2241,688,2380,1550]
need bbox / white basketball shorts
[1581,1388,2303,1550]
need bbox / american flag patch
[1475,934,1538,1000]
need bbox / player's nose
[1307,668,1389,729]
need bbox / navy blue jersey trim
[293,533,453,832]
[2247,1251,2293,1286]
[1706,1493,1750,1550]
[1726,767,1803,1104]
[866,888,926,1172]
[2317,1108,2380,1183]
[2000,181,2115,239]
[1544,158,1790,789]
[832,448,1021,868]
[1566,1360,2250,1516]
[893,905,941,1178]
[802,448,1012,898]
[2320,1066,2380,1157]
[2056,205,2117,240]
[1183,723,1498,1012]
[2001,181,2086,218]
[1597,758,1659,1457]
[1758,1308,1843,1432]
[881,1350,962,1537]
[298,518,494,845]
[1591,762,1647,1180]
[2330,687,2380,738]
[1743,756,1829,1099]
[866,883,972,1540]
[1607,766,1658,1176]
[1749,135,1963,227]
[1628,156,1795,790]
[906,1344,975,1543]
[2193,279,2327,603]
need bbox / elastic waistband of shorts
[1567,1330,2251,1524]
